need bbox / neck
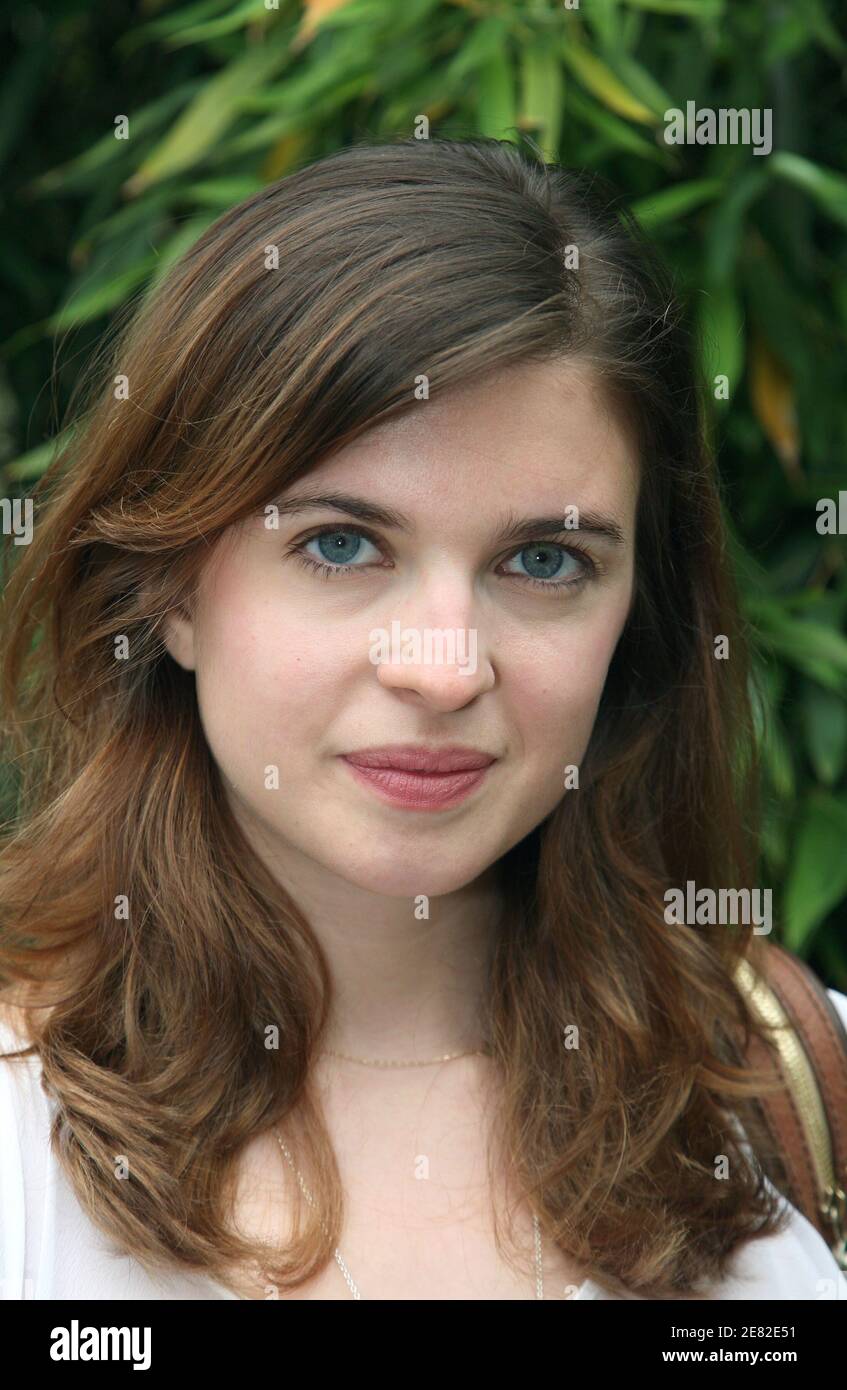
[231,800,505,1059]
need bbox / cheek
[191,578,361,773]
[513,611,627,769]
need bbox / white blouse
[2,997,847,1302]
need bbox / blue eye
[289,525,596,592]
[303,528,379,569]
[501,543,585,587]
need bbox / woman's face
[163,359,638,898]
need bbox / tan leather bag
[734,942,847,1271]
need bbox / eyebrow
[259,490,626,546]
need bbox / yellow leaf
[749,337,801,476]
[261,131,311,181]
[561,45,654,125]
[125,42,289,193]
[423,98,453,121]
[294,0,355,48]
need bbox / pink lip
[340,744,497,810]
[343,744,496,773]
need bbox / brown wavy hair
[0,136,794,1299]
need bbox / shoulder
[0,1000,53,1147]
[828,986,847,1030]
[0,1002,57,1298]
[0,996,56,1155]
[713,985,847,1300]
[711,1183,847,1300]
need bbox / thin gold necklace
[321,1046,488,1067]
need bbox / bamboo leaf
[125,39,291,193]
[121,0,236,51]
[560,42,655,124]
[154,0,278,48]
[703,169,767,285]
[802,682,847,785]
[568,88,669,163]
[763,713,796,802]
[444,15,510,86]
[784,792,847,951]
[147,214,222,291]
[698,284,744,405]
[475,49,516,140]
[3,433,73,484]
[770,152,847,231]
[621,0,725,14]
[293,0,393,48]
[606,52,673,118]
[630,179,723,227]
[182,177,266,207]
[746,601,847,692]
[519,43,564,158]
[25,82,204,196]
[46,259,158,332]
[749,336,800,476]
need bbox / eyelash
[286,525,600,594]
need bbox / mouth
[339,744,497,811]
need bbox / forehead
[293,359,639,527]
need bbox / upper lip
[342,744,497,773]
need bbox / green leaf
[147,0,278,49]
[763,713,796,802]
[761,798,791,877]
[764,8,817,64]
[769,152,847,231]
[698,283,744,404]
[296,0,407,38]
[568,88,669,164]
[606,52,673,119]
[746,601,847,693]
[2,432,73,484]
[621,0,725,14]
[475,49,516,141]
[120,0,235,51]
[69,189,176,260]
[519,43,564,158]
[581,0,623,52]
[801,682,847,785]
[444,15,510,86]
[182,177,266,207]
[211,76,369,161]
[703,169,768,285]
[45,258,158,332]
[560,42,655,125]
[126,37,292,192]
[784,792,847,950]
[629,179,723,228]
[146,213,222,291]
[0,29,51,173]
[793,0,847,57]
[25,81,205,196]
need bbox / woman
[1,136,845,1301]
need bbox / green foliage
[1,0,845,982]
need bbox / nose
[371,590,495,711]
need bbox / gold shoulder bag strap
[735,943,847,1272]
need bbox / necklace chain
[274,1131,544,1299]
[321,1046,489,1068]
[267,1046,544,1298]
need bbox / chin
[333,853,492,902]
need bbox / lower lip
[340,758,493,810]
